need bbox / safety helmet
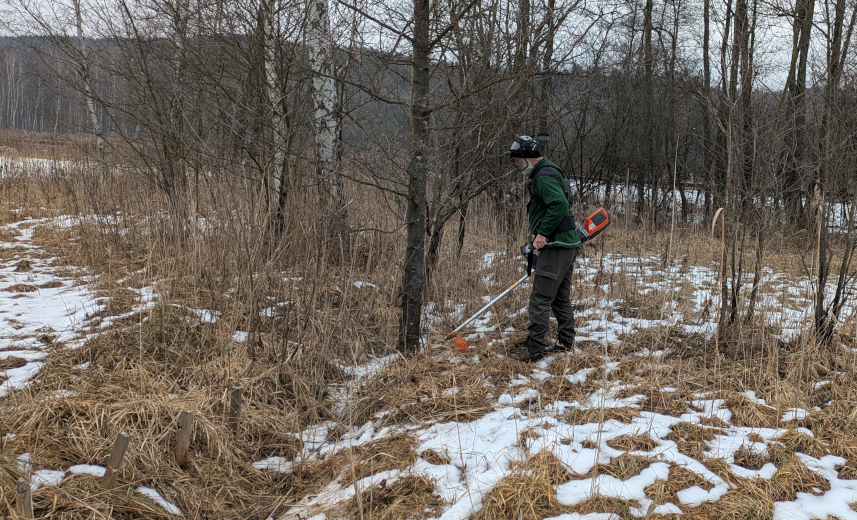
[509,135,541,159]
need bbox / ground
[1,201,857,520]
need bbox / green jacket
[527,158,581,248]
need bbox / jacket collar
[528,158,549,179]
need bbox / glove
[521,241,536,276]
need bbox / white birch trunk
[263,0,287,200]
[73,0,104,162]
[306,0,340,200]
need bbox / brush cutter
[446,272,531,351]
[446,207,610,351]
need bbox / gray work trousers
[527,246,578,355]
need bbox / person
[508,135,581,362]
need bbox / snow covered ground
[0,216,102,397]
[255,350,857,520]
[252,250,857,520]
[4,214,857,519]
[0,214,180,516]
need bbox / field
[1,143,857,520]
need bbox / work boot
[549,340,575,353]
[510,347,543,363]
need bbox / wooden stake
[175,411,193,469]
[101,432,130,489]
[16,479,33,519]
[228,386,243,433]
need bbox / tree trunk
[815,0,856,343]
[734,0,753,219]
[537,0,555,153]
[263,0,290,232]
[638,0,655,218]
[702,0,713,218]
[713,0,734,211]
[399,0,431,353]
[307,0,349,258]
[73,0,105,165]
[783,0,814,228]
[456,199,468,259]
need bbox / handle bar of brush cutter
[446,272,530,339]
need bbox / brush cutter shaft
[447,273,529,338]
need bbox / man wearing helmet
[508,135,581,362]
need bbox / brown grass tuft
[345,435,418,484]
[691,481,774,520]
[0,356,27,371]
[645,464,713,505]
[774,430,829,458]
[606,433,659,452]
[544,351,603,377]
[470,473,563,520]
[420,448,450,466]
[341,476,444,520]
[359,354,499,425]
[725,393,779,428]
[733,445,769,470]
[667,422,718,444]
[598,453,651,480]
[510,450,579,485]
[640,390,693,416]
[563,406,641,425]
[766,455,830,501]
[836,461,857,479]
[698,416,729,428]
[6,283,38,292]
[747,432,764,443]
[569,496,636,518]
[701,457,743,486]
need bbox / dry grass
[640,389,694,416]
[470,473,564,520]
[420,448,450,466]
[765,455,830,501]
[562,406,642,425]
[606,433,659,452]
[544,351,604,377]
[0,356,27,371]
[645,464,713,505]
[665,421,718,458]
[357,354,499,425]
[598,453,651,480]
[345,435,417,484]
[5,283,38,292]
[724,392,779,428]
[569,496,636,518]
[510,450,579,484]
[733,445,769,470]
[698,416,729,428]
[773,430,829,458]
[690,483,774,520]
[340,476,444,520]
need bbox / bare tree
[814,0,857,343]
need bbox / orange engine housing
[579,207,610,242]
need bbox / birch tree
[262,0,290,228]
[306,0,341,202]
[72,0,105,164]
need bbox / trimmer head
[446,332,469,351]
